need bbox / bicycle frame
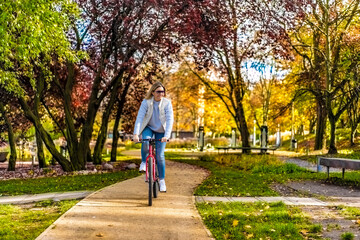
[135,138,166,206]
[139,138,161,206]
[145,140,157,183]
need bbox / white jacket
[133,97,174,139]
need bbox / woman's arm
[163,101,174,140]
[133,100,148,137]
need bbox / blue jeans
[141,127,167,179]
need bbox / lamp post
[253,120,256,146]
[231,128,236,147]
[276,124,281,147]
[198,126,204,152]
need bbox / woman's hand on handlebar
[161,137,168,143]
[133,134,140,142]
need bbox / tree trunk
[328,115,337,154]
[78,83,108,165]
[110,83,131,162]
[236,102,250,153]
[93,81,123,164]
[93,126,108,164]
[35,131,46,168]
[111,108,121,162]
[309,118,316,134]
[0,102,17,171]
[34,75,46,168]
[18,97,73,171]
[63,63,84,170]
[350,126,356,146]
[314,99,327,150]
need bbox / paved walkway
[195,196,360,207]
[3,191,360,208]
[0,191,93,205]
[196,196,328,206]
[0,191,332,207]
[0,151,348,207]
[36,161,212,240]
[0,149,356,239]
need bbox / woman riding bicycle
[133,81,174,192]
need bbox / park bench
[216,146,279,154]
[317,157,360,179]
[0,152,8,162]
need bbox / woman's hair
[145,81,166,99]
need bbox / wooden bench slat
[317,157,360,179]
[319,158,360,170]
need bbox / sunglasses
[154,90,165,94]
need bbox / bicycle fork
[145,144,156,182]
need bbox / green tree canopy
[0,0,82,95]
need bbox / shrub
[341,232,354,240]
[166,138,198,149]
[252,163,308,174]
[206,137,230,147]
[124,140,141,150]
[231,154,282,171]
[199,155,216,162]
[308,224,322,233]
[199,153,286,172]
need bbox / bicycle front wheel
[148,157,153,206]
[153,161,159,198]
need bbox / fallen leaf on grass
[245,225,252,229]
[96,233,104,237]
[246,233,254,239]
[233,220,239,227]
[300,229,308,235]
[357,219,360,225]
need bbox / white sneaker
[139,162,146,172]
[159,179,166,192]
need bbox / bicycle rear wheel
[148,157,153,206]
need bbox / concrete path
[21,149,358,239]
[0,191,93,205]
[3,191,358,208]
[36,161,213,240]
[196,196,328,206]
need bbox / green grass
[336,205,360,219]
[124,141,142,150]
[341,232,355,240]
[280,133,315,150]
[197,201,322,240]
[0,200,77,240]
[166,151,360,239]
[0,170,140,196]
[166,152,326,197]
[100,147,141,161]
[102,153,139,162]
[167,152,360,196]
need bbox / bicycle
[137,138,162,206]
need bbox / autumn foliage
[2,0,360,171]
